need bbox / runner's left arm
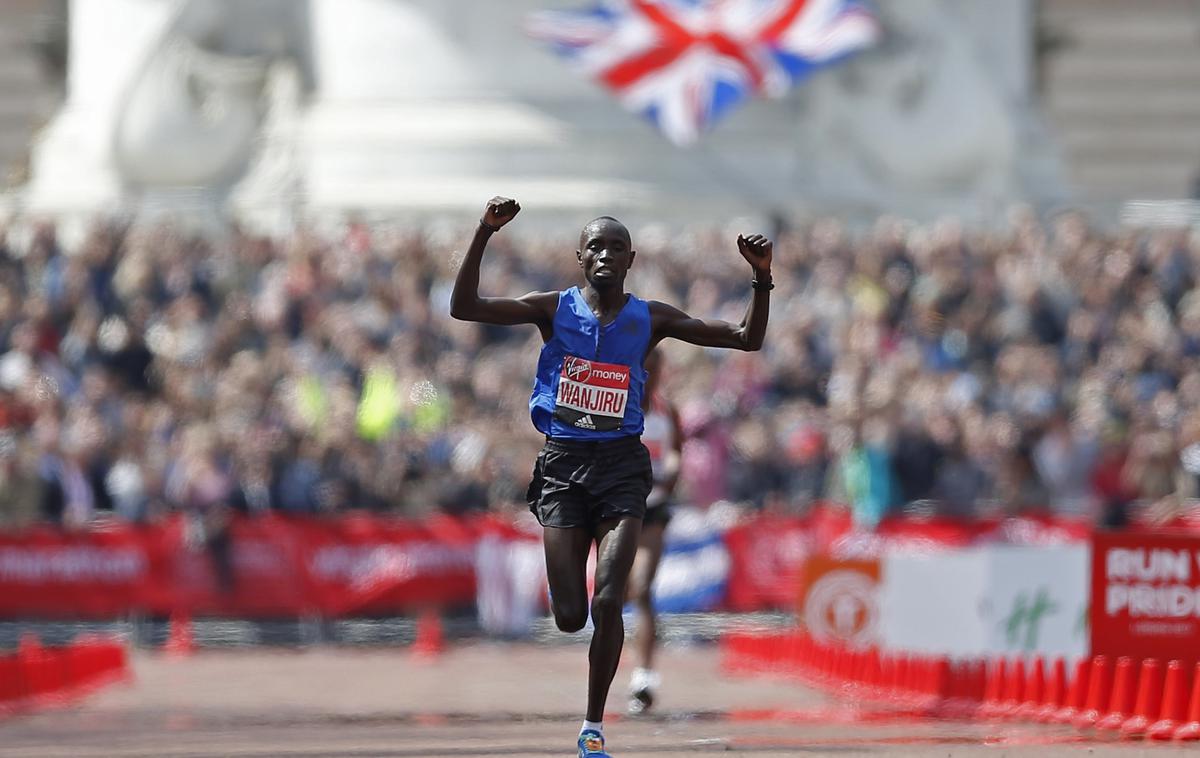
[649,233,772,351]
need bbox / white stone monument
[22,0,1065,230]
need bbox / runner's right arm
[450,196,557,339]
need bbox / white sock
[581,719,603,735]
[630,667,660,691]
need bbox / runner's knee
[552,601,588,633]
[590,587,624,622]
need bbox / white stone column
[301,0,661,227]
[24,0,175,215]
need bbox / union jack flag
[526,0,881,146]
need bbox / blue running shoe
[577,728,611,757]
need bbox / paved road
[0,643,1181,757]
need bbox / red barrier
[722,506,1091,613]
[0,507,1159,621]
[0,635,129,716]
[1091,532,1200,667]
[724,514,828,611]
[0,524,166,617]
[0,513,527,619]
[0,655,22,702]
[722,625,1200,741]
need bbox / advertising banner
[880,544,1089,659]
[879,549,990,656]
[798,556,881,647]
[0,524,162,618]
[651,509,730,613]
[1091,531,1200,664]
[724,515,821,611]
[982,545,1090,658]
[0,514,514,619]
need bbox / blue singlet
[529,287,651,439]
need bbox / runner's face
[577,220,634,288]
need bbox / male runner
[625,349,683,715]
[451,197,772,758]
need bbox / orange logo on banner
[799,556,880,646]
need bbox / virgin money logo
[564,357,591,383]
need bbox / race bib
[554,356,630,431]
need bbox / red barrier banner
[0,514,525,619]
[164,516,315,617]
[1091,531,1200,664]
[0,507,1112,620]
[301,515,480,616]
[724,515,827,611]
[723,506,1091,612]
[0,524,165,618]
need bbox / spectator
[0,434,42,530]
[0,209,1198,531]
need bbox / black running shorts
[526,436,653,529]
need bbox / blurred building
[0,0,65,188]
[1039,0,1200,205]
[2,0,1199,229]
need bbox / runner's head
[577,216,635,289]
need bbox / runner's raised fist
[482,197,521,229]
[736,233,773,274]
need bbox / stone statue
[113,0,310,215]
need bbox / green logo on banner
[1004,587,1057,650]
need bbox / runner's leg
[543,525,593,632]
[586,515,642,722]
[627,521,666,671]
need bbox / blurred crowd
[0,208,1198,532]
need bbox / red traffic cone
[1054,657,1091,724]
[412,609,444,658]
[969,658,988,703]
[1073,655,1113,729]
[1120,659,1163,738]
[931,657,952,700]
[163,612,196,657]
[942,659,983,718]
[1013,656,1045,720]
[897,652,912,695]
[997,657,1025,718]
[1096,656,1136,731]
[979,657,1007,718]
[864,649,883,696]
[1173,661,1200,741]
[1147,660,1188,740]
[946,659,970,701]
[879,654,897,698]
[1034,657,1067,723]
